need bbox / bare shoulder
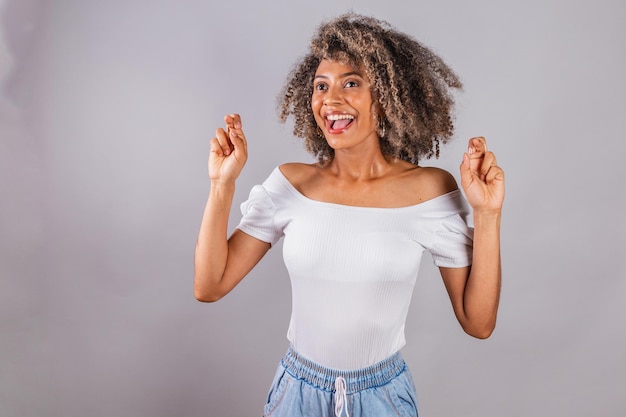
[417,166,458,192]
[278,161,458,207]
[403,165,459,201]
[278,162,320,187]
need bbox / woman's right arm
[194,114,271,302]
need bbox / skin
[194,59,505,339]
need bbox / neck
[326,146,395,181]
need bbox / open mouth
[325,114,354,133]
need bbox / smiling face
[311,59,379,153]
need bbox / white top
[238,167,474,370]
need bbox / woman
[194,13,504,417]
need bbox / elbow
[193,275,225,303]
[463,319,497,340]
[194,289,223,303]
[467,327,495,340]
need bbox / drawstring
[334,376,350,417]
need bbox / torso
[279,160,459,208]
[236,164,474,368]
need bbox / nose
[323,84,342,105]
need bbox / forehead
[314,58,364,77]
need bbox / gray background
[1,0,624,416]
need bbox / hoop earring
[378,118,386,138]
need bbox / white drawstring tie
[334,376,350,417]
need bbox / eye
[345,80,359,88]
[314,82,328,91]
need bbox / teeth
[326,114,355,121]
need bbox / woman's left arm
[440,136,505,339]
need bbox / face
[311,59,379,152]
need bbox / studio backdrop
[1,0,624,416]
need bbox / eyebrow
[314,71,363,80]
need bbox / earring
[378,118,386,138]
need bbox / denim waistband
[280,345,406,394]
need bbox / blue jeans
[263,346,419,417]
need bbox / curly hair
[278,13,463,165]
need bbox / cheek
[357,99,375,122]
[311,94,322,110]
[311,97,324,124]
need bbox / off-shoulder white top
[238,167,474,370]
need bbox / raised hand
[459,137,505,214]
[209,114,248,183]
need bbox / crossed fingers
[214,114,245,157]
[468,136,501,183]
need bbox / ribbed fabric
[238,167,473,370]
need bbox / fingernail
[235,121,241,129]
[468,146,474,155]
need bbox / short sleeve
[237,184,283,246]
[429,195,474,268]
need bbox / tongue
[332,119,353,130]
